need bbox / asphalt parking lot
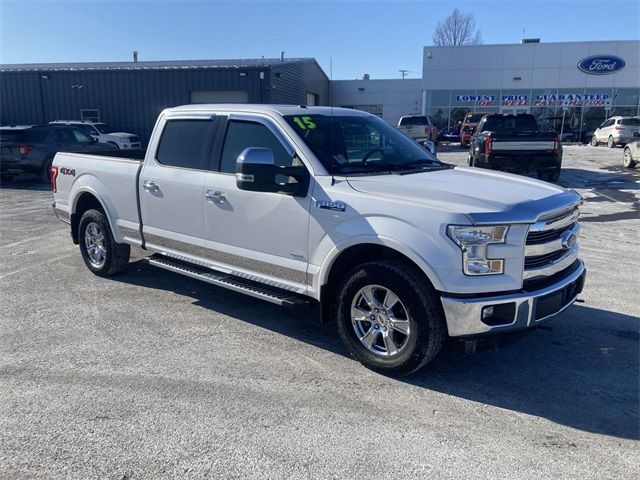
[1,145,638,479]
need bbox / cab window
[219,120,292,174]
[156,120,212,170]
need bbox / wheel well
[319,244,431,323]
[70,193,104,244]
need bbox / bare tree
[432,9,483,46]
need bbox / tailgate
[491,133,556,151]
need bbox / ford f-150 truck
[52,105,585,376]
[469,113,562,182]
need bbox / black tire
[591,135,598,147]
[607,136,615,148]
[335,260,446,376]
[40,156,54,183]
[538,167,561,182]
[78,209,130,277]
[623,148,637,168]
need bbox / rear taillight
[485,134,493,155]
[50,165,58,193]
[614,126,624,131]
[19,145,33,155]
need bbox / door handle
[206,190,226,204]
[143,180,159,192]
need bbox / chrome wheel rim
[350,285,411,357]
[84,222,106,268]
[623,150,632,167]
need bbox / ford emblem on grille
[577,55,625,75]
[561,230,577,250]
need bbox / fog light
[481,306,495,320]
[480,303,516,326]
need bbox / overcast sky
[1,0,639,79]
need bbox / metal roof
[0,58,314,72]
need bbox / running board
[147,254,309,307]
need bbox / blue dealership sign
[577,55,625,75]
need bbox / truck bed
[52,151,143,244]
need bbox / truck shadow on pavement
[115,259,639,441]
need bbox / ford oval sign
[578,55,625,75]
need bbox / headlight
[447,225,509,275]
[118,137,127,142]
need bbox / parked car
[623,139,639,168]
[52,105,585,376]
[397,115,438,143]
[460,112,489,147]
[469,113,562,182]
[591,116,640,148]
[1,125,116,182]
[49,120,142,150]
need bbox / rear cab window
[399,116,429,126]
[156,120,214,170]
[481,115,538,133]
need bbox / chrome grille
[524,207,580,280]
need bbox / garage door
[190,90,249,104]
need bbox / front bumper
[441,259,585,337]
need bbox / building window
[80,109,100,122]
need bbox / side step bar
[147,254,309,307]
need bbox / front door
[203,116,312,291]
[139,116,218,255]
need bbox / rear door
[139,113,218,255]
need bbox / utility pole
[399,69,409,79]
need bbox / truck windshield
[284,114,445,175]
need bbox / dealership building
[335,40,640,140]
[1,40,638,143]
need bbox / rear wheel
[78,209,130,277]
[538,167,561,182]
[335,260,446,376]
[607,136,615,148]
[623,148,637,168]
[591,135,598,146]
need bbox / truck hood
[346,166,581,224]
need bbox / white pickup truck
[52,105,586,376]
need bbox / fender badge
[316,200,346,212]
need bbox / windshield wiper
[396,159,453,173]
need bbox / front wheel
[336,260,446,376]
[78,209,130,277]
[623,148,637,168]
